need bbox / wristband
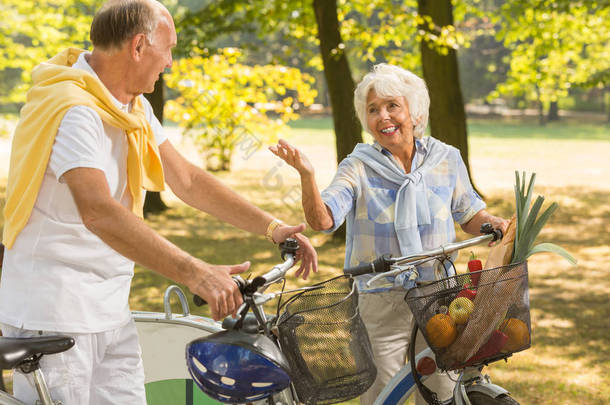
[265,219,284,244]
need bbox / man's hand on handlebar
[272,223,319,280]
[187,259,249,321]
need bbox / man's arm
[159,141,318,278]
[62,167,246,320]
[160,141,279,234]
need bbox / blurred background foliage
[164,48,317,171]
[2,0,608,220]
[1,1,607,110]
[1,0,608,153]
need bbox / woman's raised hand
[269,139,315,177]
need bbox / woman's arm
[269,139,334,231]
[461,209,509,236]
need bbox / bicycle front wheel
[466,392,520,405]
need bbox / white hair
[354,64,430,138]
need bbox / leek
[511,172,577,265]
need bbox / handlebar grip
[344,262,376,276]
[480,222,503,242]
[344,254,392,276]
[192,276,247,307]
[193,294,206,307]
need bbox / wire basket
[405,261,531,371]
[277,275,377,405]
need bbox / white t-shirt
[0,52,167,333]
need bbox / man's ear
[130,33,147,61]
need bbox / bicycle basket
[405,261,531,371]
[277,275,377,405]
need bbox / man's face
[137,15,177,94]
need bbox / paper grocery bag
[484,214,516,270]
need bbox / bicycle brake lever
[366,265,418,288]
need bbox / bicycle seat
[0,335,75,369]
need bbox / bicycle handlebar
[343,254,393,276]
[193,238,299,307]
[343,223,502,277]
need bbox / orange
[499,318,530,352]
[425,313,457,348]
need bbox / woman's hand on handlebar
[187,259,250,321]
[462,210,509,244]
[272,223,319,280]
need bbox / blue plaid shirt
[321,136,485,293]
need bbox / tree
[417,0,473,187]
[491,0,610,124]
[143,76,170,215]
[164,48,316,171]
[312,0,362,164]
[0,0,101,104]
[177,0,474,161]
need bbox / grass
[1,117,609,404]
[289,116,610,141]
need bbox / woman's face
[366,89,414,152]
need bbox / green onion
[511,172,577,265]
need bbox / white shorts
[358,290,456,405]
[1,319,146,405]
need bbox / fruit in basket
[425,314,457,348]
[448,297,474,324]
[456,284,477,301]
[499,318,530,352]
[468,252,483,286]
[416,356,437,376]
[464,329,508,365]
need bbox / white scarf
[349,137,449,255]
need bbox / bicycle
[0,226,527,405]
[178,224,525,405]
[341,223,525,405]
[0,239,333,405]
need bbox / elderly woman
[270,64,508,404]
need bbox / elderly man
[0,0,317,403]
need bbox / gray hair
[90,0,161,50]
[354,64,430,138]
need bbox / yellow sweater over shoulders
[2,48,165,249]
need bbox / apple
[448,297,474,324]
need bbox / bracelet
[265,219,284,244]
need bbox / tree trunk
[143,75,169,216]
[312,0,362,164]
[418,0,480,195]
[547,100,559,121]
[313,0,362,240]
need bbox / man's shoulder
[61,105,104,129]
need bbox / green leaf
[526,243,577,265]
[514,195,545,262]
